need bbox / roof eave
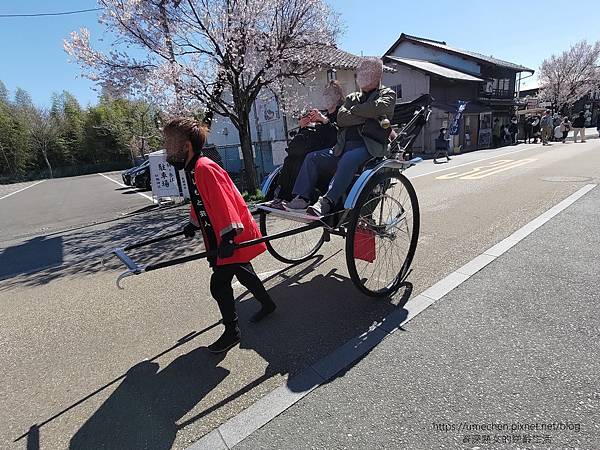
[389,35,535,75]
[384,56,483,82]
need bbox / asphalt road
[1,137,599,449]
[235,180,600,450]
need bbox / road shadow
[0,236,63,280]
[175,258,412,433]
[68,353,228,450]
[0,207,193,291]
[17,256,412,449]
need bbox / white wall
[391,41,481,75]
[382,63,430,103]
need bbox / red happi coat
[188,156,266,266]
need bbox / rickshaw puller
[164,118,276,354]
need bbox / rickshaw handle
[144,221,319,272]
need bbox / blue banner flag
[448,101,468,136]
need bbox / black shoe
[250,301,276,323]
[208,328,240,354]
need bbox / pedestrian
[524,117,533,143]
[502,124,511,145]
[433,128,451,163]
[572,111,586,142]
[596,114,600,139]
[531,116,541,143]
[559,117,572,143]
[553,113,562,129]
[540,110,553,146]
[508,116,519,145]
[164,118,276,354]
[492,117,502,147]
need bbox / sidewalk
[228,185,600,449]
[418,127,599,158]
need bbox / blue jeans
[292,146,371,204]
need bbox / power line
[0,8,101,18]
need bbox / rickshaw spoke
[346,171,420,297]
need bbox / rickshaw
[106,94,433,298]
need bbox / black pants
[210,262,272,326]
[276,154,305,200]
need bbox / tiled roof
[384,34,534,74]
[304,46,395,72]
[385,56,484,81]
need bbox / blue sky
[2,0,600,107]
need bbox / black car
[122,160,149,186]
[132,164,151,191]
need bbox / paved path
[233,184,600,450]
[1,138,599,449]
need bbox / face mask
[167,148,188,170]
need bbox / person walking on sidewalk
[164,118,276,354]
[493,118,502,147]
[433,128,451,163]
[509,116,519,145]
[572,111,586,142]
[559,117,572,143]
[540,110,553,146]
[524,116,533,144]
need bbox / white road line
[187,183,598,450]
[0,180,46,201]
[409,144,555,179]
[98,173,155,202]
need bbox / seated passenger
[269,81,345,207]
[285,57,396,216]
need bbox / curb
[187,183,597,449]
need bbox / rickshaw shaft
[144,220,322,272]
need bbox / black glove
[183,222,199,238]
[218,230,236,259]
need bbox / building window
[481,78,511,98]
[494,78,510,91]
[327,69,337,82]
[391,84,402,100]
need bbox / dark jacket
[287,110,338,157]
[572,115,585,128]
[435,134,448,151]
[276,109,339,200]
[336,87,396,157]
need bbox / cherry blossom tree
[538,40,600,113]
[65,0,341,192]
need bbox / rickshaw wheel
[259,212,326,264]
[346,170,420,297]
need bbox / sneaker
[265,198,285,210]
[208,327,240,354]
[285,196,310,210]
[250,301,276,323]
[307,196,332,217]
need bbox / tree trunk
[42,144,53,178]
[238,118,258,193]
[0,142,14,175]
